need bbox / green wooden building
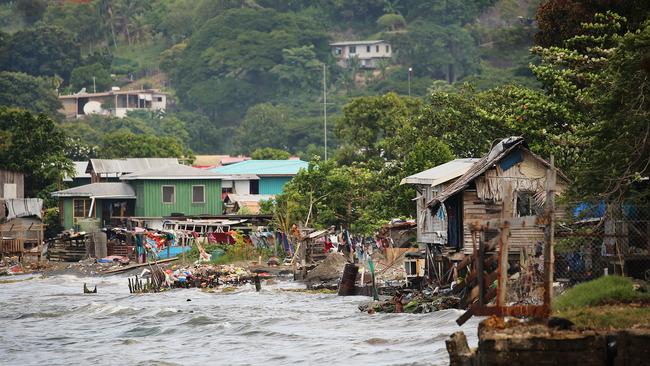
[52,164,223,229]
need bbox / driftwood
[103,257,177,274]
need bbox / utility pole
[93,76,96,93]
[323,63,328,160]
[408,67,412,96]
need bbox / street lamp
[408,67,412,96]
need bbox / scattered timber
[103,257,178,274]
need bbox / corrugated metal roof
[330,40,386,46]
[120,164,225,180]
[88,158,179,175]
[400,158,479,186]
[427,137,567,211]
[306,229,328,239]
[428,137,525,211]
[211,160,308,176]
[51,183,136,198]
[63,161,91,181]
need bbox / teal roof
[211,160,308,176]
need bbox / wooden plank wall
[0,170,25,199]
[462,190,545,255]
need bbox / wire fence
[554,204,650,284]
[504,204,650,306]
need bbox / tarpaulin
[4,198,43,220]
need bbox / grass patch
[555,305,650,330]
[113,40,167,68]
[552,276,650,329]
[553,276,649,312]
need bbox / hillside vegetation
[0,0,648,230]
[0,0,541,156]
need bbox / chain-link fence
[554,204,650,285]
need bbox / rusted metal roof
[428,137,523,211]
[427,137,568,211]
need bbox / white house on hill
[330,40,392,68]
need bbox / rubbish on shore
[97,255,130,265]
[359,287,461,314]
[83,283,97,294]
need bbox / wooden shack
[428,137,568,256]
[401,159,478,246]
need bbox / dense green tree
[276,158,382,232]
[534,0,650,47]
[3,25,81,82]
[15,0,47,24]
[377,13,406,31]
[270,45,322,96]
[172,7,328,119]
[335,93,421,164]
[70,63,112,92]
[251,147,292,160]
[0,71,62,116]
[389,20,479,83]
[99,131,188,159]
[0,107,72,198]
[42,1,104,49]
[233,103,289,154]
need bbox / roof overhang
[120,176,224,180]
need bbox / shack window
[156,96,163,102]
[516,191,542,217]
[376,45,379,52]
[192,185,205,203]
[73,198,93,218]
[386,45,390,52]
[250,180,259,195]
[162,186,175,204]
[334,47,342,55]
[366,45,371,52]
[349,46,356,54]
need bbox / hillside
[0,0,540,156]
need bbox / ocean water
[0,274,481,366]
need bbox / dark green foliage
[0,107,72,198]
[2,25,81,82]
[70,63,112,92]
[60,110,193,160]
[99,131,186,159]
[0,71,62,116]
[535,0,650,47]
[15,0,47,24]
[171,8,328,119]
[251,148,292,160]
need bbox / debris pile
[305,252,348,289]
[359,288,461,314]
[165,264,256,289]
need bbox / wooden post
[301,239,307,279]
[543,155,556,308]
[478,231,485,306]
[496,184,513,307]
[496,222,510,307]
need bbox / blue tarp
[156,246,192,259]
